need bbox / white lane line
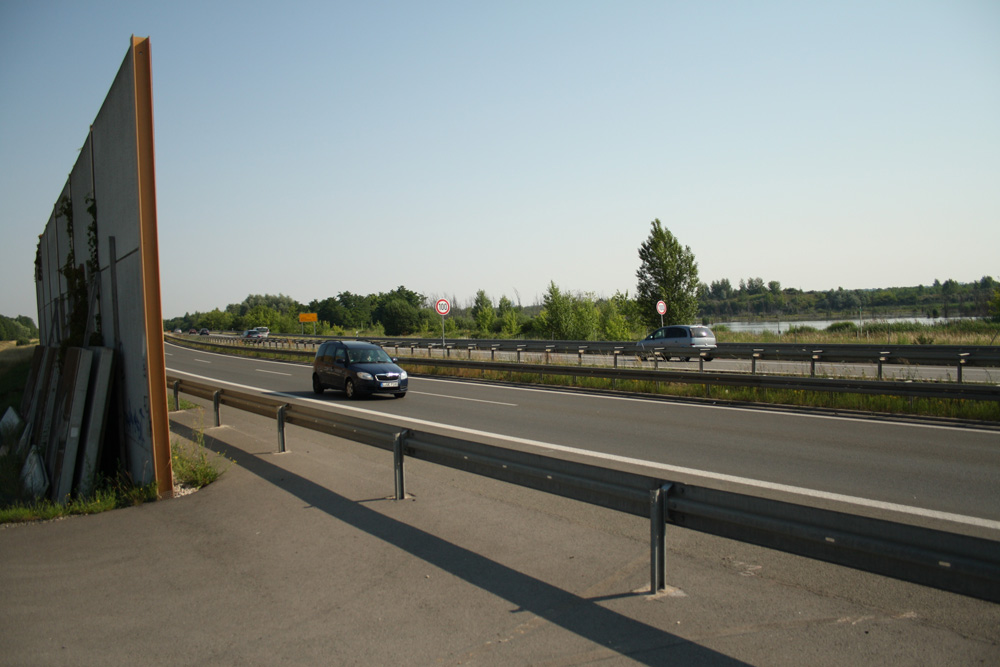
[416,377,984,433]
[257,369,292,376]
[195,359,212,364]
[166,368,1000,532]
[413,391,516,406]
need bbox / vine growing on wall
[56,195,89,365]
[85,193,101,341]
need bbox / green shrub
[826,321,858,333]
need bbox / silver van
[637,325,717,361]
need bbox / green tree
[199,308,233,332]
[379,299,421,335]
[989,288,1000,321]
[240,304,279,332]
[635,219,699,327]
[497,296,520,337]
[470,290,496,333]
[568,294,600,340]
[537,282,572,339]
[600,291,637,341]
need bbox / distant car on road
[241,329,260,339]
[172,328,182,334]
[199,328,210,335]
[254,327,270,338]
[188,328,198,335]
[637,325,717,361]
[312,340,407,399]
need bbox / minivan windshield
[348,348,393,364]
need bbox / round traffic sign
[656,300,667,315]
[435,298,451,316]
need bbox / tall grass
[714,320,999,346]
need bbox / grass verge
[405,363,1000,422]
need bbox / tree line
[160,220,999,340]
[699,276,999,321]
[0,315,38,345]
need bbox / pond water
[710,317,957,335]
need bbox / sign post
[656,300,667,327]
[435,298,451,349]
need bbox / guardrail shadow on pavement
[168,419,749,666]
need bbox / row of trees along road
[162,219,999,339]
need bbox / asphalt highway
[164,343,1000,537]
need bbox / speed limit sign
[435,298,451,316]
[656,300,667,315]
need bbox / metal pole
[277,404,288,453]
[650,484,670,593]
[212,390,222,427]
[172,380,180,411]
[393,430,410,500]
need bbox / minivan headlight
[356,371,374,380]
[400,370,408,380]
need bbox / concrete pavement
[2,397,998,665]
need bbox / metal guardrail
[165,334,1000,403]
[173,332,1000,368]
[167,375,1000,602]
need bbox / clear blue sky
[2,1,998,321]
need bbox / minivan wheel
[312,374,324,395]
[344,378,356,399]
[393,392,406,399]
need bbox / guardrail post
[212,390,223,427]
[958,353,969,383]
[545,345,555,365]
[811,350,823,377]
[878,352,889,380]
[752,350,762,375]
[650,483,671,593]
[613,349,622,390]
[277,404,288,453]
[172,380,181,411]
[578,347,586,366]
[393,430,411,500]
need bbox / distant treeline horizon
[160,276,999,339]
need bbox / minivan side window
[665,327,685,338]
[334,348,347,364]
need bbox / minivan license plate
[381,381,399,388]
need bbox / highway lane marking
[416,377,988,433]
[256,369,292,376]
[166,366,1000,532]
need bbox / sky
[1,1,998,321]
